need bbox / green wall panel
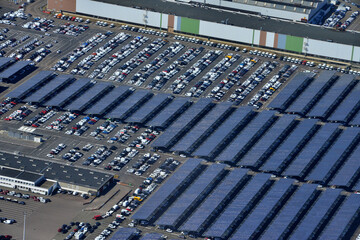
[180,17,200,34]
[285,36,304,53]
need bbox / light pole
[23,211,26,240]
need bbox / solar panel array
[179,168,249,233]
[0,61,31,79]
[170,102,233,153]
[215,110,275,163]
[6,71,55,99]
[286,70,336,115]
[65,82,112,111]
[24,74,74,103]
[146,97,191,128]
[110,227,139,240]
[307,74,356,119]
[156,164,225,227]
[132,159,203,222]
[140,233,164,240]
[125,93,173,124]
[105,90,153,119]
[268,72,315,111]
[0,57,14,70]
[44,78,92,107]
[151,98,214,149]
[84,86,132,115]
[259,119,319,172]
[238,114,297,167]
[193,106,255,159]
[350,109,360,126]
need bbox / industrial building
[46,0,360,62]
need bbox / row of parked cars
[121,25,168,38]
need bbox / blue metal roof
[238,114,297,167]
[24,74,73,103]
[307,74,355,119]
[193,106,255,159]
[170,102,233,153]
[259,119,319,173]
[268,72,315,111]
[155,164,225,227]
[215,110,275,163]
[105,89,153,119]
[179,168,249,233]
[289,189,342,240]
[6,71,55,99]
[260,184,318,240]
[146,97,191,128]
[229,178,294,240]
[283,123,340,178]
[44,78,92,107]
[84,86,132,115]
[286,70,336,115]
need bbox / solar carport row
[267,72,315,111]
[283,123,340,179]
[151,98,214,149]
[0,57,14,71]
[110,227,140,240]
[156,164,226,228]
[307,74,356,119]
[0,61,32,82]
[179,168,249,234]
[23,74,74,103]
[318,193,360,240]
[170,102,234,154]
[306,127,360,184]
[289,188,343,240]
[140,233,164,240]
[203,173,272,239]
[229,178,295,240]
[131,159,203,224]
[6,71,55,99]
[260,184,319,240]
[84,86,133,115]
[146,97,191,129]
[65,82,113,112]
[44,78,92,107]
[105,89,153,120]
[349,106,360,126]
[125,93,173,124]
[285,70,337,116]
[214,110,276,164]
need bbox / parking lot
[0,0,360,239]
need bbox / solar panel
[260,184,319,240]
[0,57,14,70]
[203,173,272,239]
[170,102,233,154]
[146,97,191,128]
[44,78,92,107]
[349,108,360,126]
[110,227,139,240]
[156,164,226,228]
[306,127,360,183]
[0,61,31,79]
[24,74,73,103]
[193,106,256,159]
[151,98,214,149]
[65,82,113,112]
[179,168,249,233]
[319,194,360,240]
[131,159,203,222]
[259,119,319,173]
[140,233,164,240]
[286,70,336,115]
[125,93,173,124]
[289,189,343,240]
[105,90,153,119]
[229,178,295,240]
[283,123,340,178]
[84,86,132,115]
[307,75,356,119]
[268,72,315,111]
[328,82,360,123]
[6,71,55,99]
[215,110,276,164]
[238,115,297,167]
[329,143,360,188]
